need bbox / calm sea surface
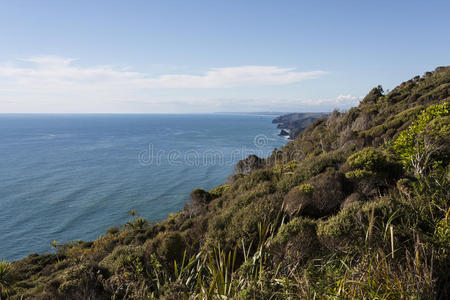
[0,114,286,260]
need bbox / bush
[361,85,384,104]
[345,169,374,179]
[434,209,450,255]
[157,232,186,264]
[234,154,264,175]
[276,150,347,193]
[274,217,316,245]
[100,245,145,274]
[186,188,212,216]
[318,197,401,251]
[271,217,319,272]
[209,185,231,198]
[340,192,360,209]
[57,262,108,299]
[317,202,363,249]
[393,102,449,177]
[284,169,346,218]
[207,192,282,251]
[346,147,387,173]
[344,147,403,188]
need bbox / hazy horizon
[0,111,330,115]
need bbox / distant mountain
[215,112,289,116]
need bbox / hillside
[2,67,449,299]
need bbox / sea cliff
[272,112,327,139]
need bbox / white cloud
[135,66,327,88]
[0,56,326,89]
[0,56,331,112]
[297,94,362,109]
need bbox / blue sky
[0,0,449,113]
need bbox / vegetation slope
[2,67,449,299]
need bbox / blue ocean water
[0,114,286,261]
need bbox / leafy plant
[0,260,14,298]
[394,102,449,177]
[209,184,231,198]
[297,183,314,195]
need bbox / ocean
[0,114,286,261]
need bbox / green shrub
[317,201,362,241]
[284,169,345,218]
[100,245,145,273]
[271,217,319,272]
[318,196,404,252]
[394,102,449,176]
[157,232,186,264]
[345,169,374,179]
[434,209,450,254]
[186,188,212,216]
[57,262,107,298]
[276,150,346,193]
[345,147,402,181]
[274,217,316,244]
[209,185,231,198]
[347,147,387,172]
[361,85,384,104]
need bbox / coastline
[4,67,449,299]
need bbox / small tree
[394,102,449,177]
[361,85,384,104]
[186,188,212,217]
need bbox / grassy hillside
[2,67,449,299]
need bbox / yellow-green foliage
[209,184,231,198]
[272,160,298,176]
[318,197,403,252]
[276,150,346,193]
[317,201,362,239]
[100,245,144,273]
[347,147,386,172]
[297,183,314,195]
[345,147,395,179]
[434,209,450,254]
[394,102,449,175]
[345,169,374,179]
[274,217,316,244]
[360,105,424,138]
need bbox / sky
[0,0,449,113]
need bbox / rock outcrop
[273,112,327,138]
